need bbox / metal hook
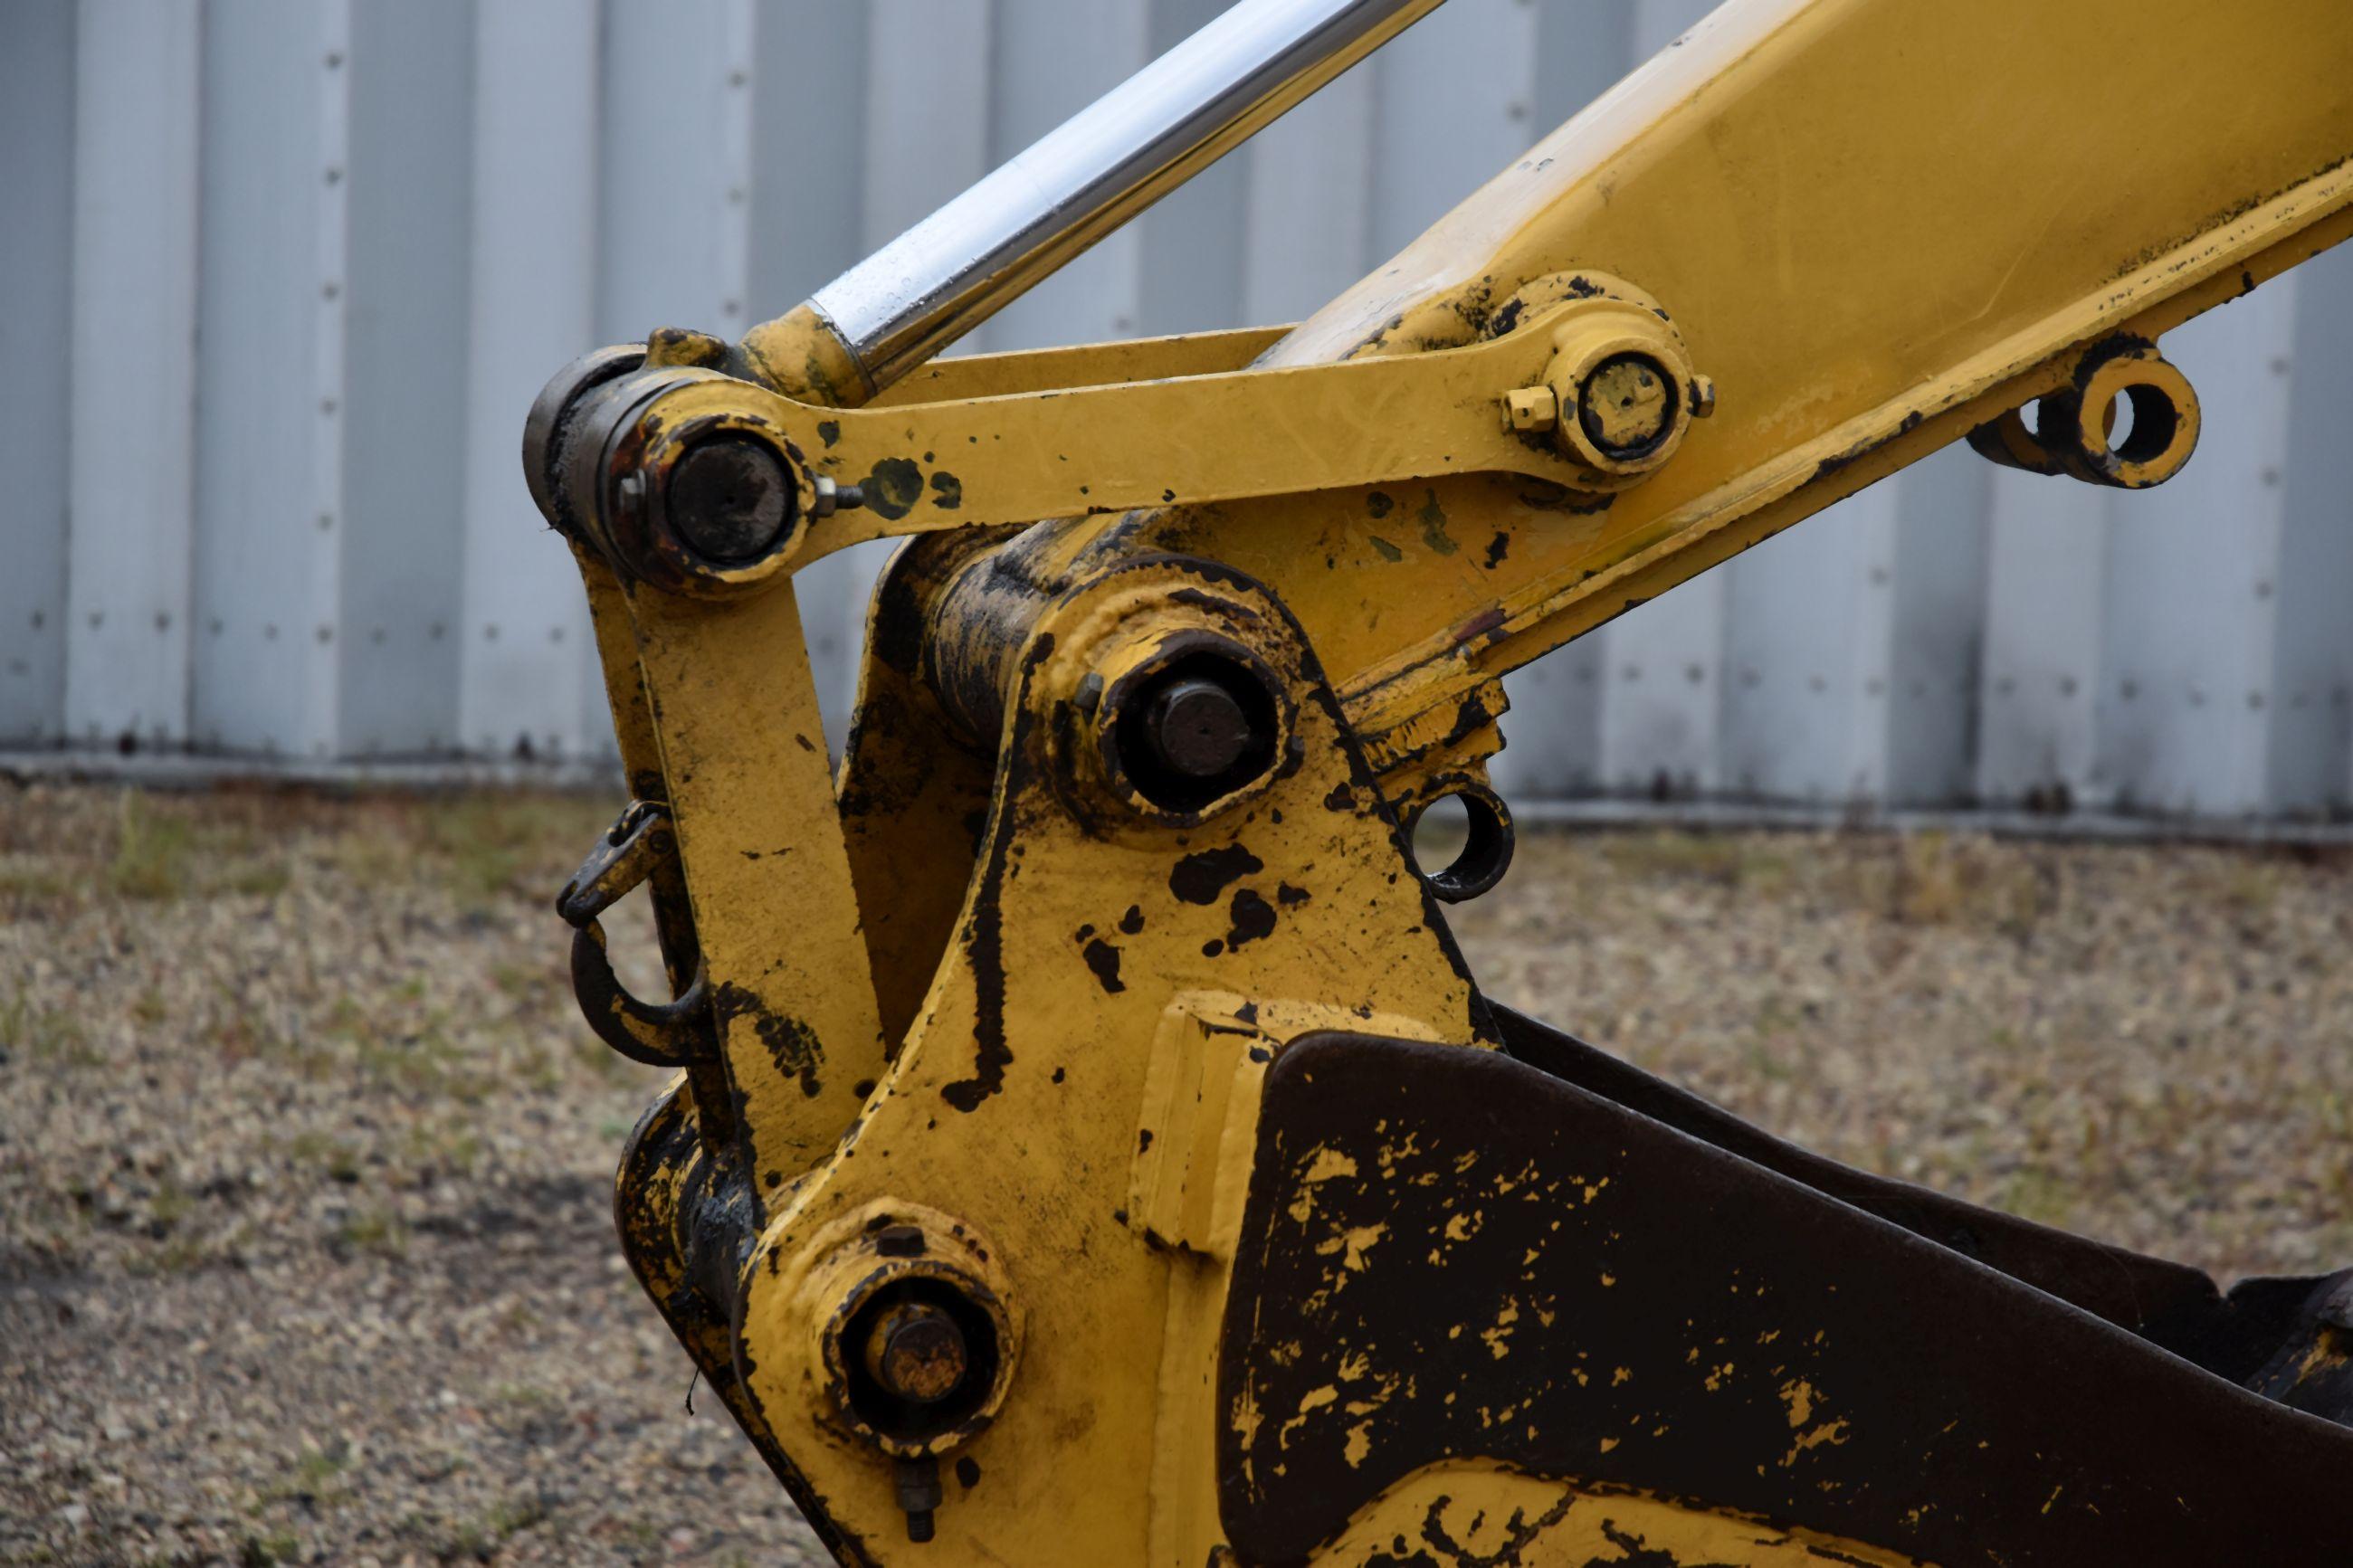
[558,801,717,1069]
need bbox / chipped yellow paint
[2292,1329,2349,1382]
[1481,1301,1520,1361]
[1317,1223,1388,1274]
[1316,1463,1929,1566]
[1783,1421,1853,1469]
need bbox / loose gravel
[5,781,2348,1565]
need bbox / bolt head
[1503,385,1560,432]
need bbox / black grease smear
[1169,844,1262,905]
[712,981,824,1099]
[1082,937,1126,994]
[929,471,963,509]
[940,635,1053,1111]
[1118,905,1145,935]
[1225,888,1277,948]
[862,456,924,520]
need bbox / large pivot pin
[1499,272,1713,489]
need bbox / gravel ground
[5,781,2351,1565]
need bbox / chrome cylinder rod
[805,0,1446,394]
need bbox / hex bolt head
[1145,676,1254,781]
[894,1456,944,1544]
[1503,384,1561,432]
[1577,353,1675,457]
[665,434,795,564]
[864,1302,971,1405]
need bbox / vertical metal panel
[750,0,877,759]
[0,0,76,744]
[1491,637,1605,797]
[2269,244,2353,817]
[1720,487,1900,803]
[785,0,1001,756]
[599,0,757,344]
[64,0,201,749]
[1977,475,2111,806]
[455,0,600,763]
[1366,0,1538,261]
[591,0,758,755]
[1529,0,1633,125]
[191,0,351,758]
[1596,579,1728,796]
[1137,0,1254,334]
[341,0,475,757]
[2095,287,2301,815]
[1588,0,1724,798]
[747,1,870,320]
[862,1,996,249]
[983,0,1151,352]
[1240,52,1377,323]
[1883,446,1992,805]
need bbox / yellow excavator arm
[522,1,2353,1561]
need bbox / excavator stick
[521,0,2353,1561]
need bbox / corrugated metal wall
[5,0,2351,818]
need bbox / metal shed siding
[4,0,2348,820]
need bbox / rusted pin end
[667,435,797,565]
[1575,352,1676,459]
[1144,676,1255,781]
[863,1302,971,1405]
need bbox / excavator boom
[521,1,2353,1561]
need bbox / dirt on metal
[5,780,2351,1564]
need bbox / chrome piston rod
[805,0,1446,394]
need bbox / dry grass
[5,782,2350,1563]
